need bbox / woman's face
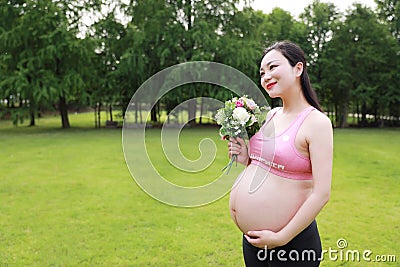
[259,49,301,98]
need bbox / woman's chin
[265,90,279,98]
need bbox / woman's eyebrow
[265,60,278,67]
[260,60,278,72]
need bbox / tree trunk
[7,96,12,108]
[356,102,360,125]
[151,102,159,123]
[338,88,351,128]
[134,100,138,123]
[187,98,196,127]
[199,97,204,124]
[151,106,157,123]
[334,104,339,128]
[29,110,35,126]
[339,103,348,128]
[109,104,113,122]
[59,96,70,128]
[28,95,35,126]
[361,102,367,127]
[97,103,101,128]
[94,107,98,128]
[139,101,143,124]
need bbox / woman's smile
[266,82,277,90]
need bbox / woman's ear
[294,62,304,77]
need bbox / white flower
[215,109,225,124]
[233,107,250,125]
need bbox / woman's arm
[277,112,333,244]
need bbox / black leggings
[242,220,322,267]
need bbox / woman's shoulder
[266,106,281,117]
[304,109,333,149]
[305,108,333,132]
[262,107,281,123]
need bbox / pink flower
[221,135,228,140]
[235,99,244,107]
[245,99,257,110]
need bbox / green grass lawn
[0,114,399,266]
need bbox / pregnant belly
[229,164,312,233]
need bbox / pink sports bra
[248,106,315,180]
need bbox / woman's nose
[263,73,271,82]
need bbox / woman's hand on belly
[229,165,312,234]
[244,229,287,249]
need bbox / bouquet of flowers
[215,95,265,174]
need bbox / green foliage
[0,0,399,128]
[376,0,400,40]
[300,0,340,98]
[320,3,398,127]
[0,0,95,127]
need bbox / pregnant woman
[228,41,333,266]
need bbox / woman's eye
[260,72,265,77]
[269,65,277,70]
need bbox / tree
[114,25,149,124]
[0,1,27,124]
[0,0,94,128]
[120,0,245,125]
[321,3,396,127]
[91,10,126,126]
[375,0,400,124]
[375,0,400,40]
[300,0,340,111]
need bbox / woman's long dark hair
[263,41,323,112]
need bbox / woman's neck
[280,89,310,114]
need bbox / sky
[250,0,377,18]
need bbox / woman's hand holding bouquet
[215,95,266,174]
